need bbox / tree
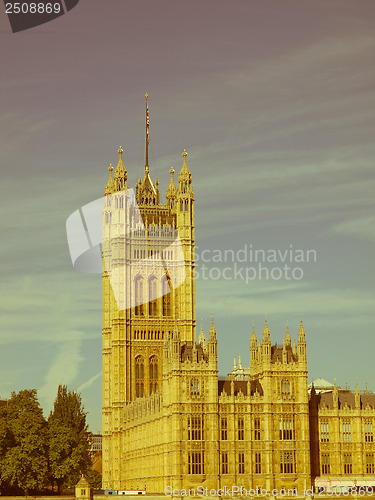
[0,390,48,495]
[48,385,91,492]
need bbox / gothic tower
[102,95,196,487]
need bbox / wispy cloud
[38,334,84,415]
[77,371,102,393]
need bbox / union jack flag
[146,104,150,144]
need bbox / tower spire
[145,92,150,170]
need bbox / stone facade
[101,140,375,493]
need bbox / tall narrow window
[221,417,228,440]
[238,453,245,474]
[320,422,329,442]
[280,451,295,473]
[279,418,294,440]
[366,453,374,474]
[149,356,158,394]
[238,417,244,440]
[188,451,204,474]
[365,421,374,442]
[190,379,200,396]
[135,277,144,316]
[343,454,352,474]
[281,380,290,395]
[221,452,228,474]
[321,454,330,474]
[343,421,351,442]
[255,453,262,474]
[188,415,204,441]
[135,356,144,398]
[254,417,261,440]
[162,277,171,316]
[148,277,158,316]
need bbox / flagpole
[145,92,149,168]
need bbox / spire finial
[118,146,123,158]
[265,313,268,326]
[109,164,113,172]
[170,166,174,175]
[182,149,187,158]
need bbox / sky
[0,0,374,432]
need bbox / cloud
[332,215,375,242]
[77,371,102,393]
[38,333,84,415]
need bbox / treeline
[0,385,101,495]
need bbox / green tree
[48,385,91,492]
[0,390,48,495]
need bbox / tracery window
[135,356,144,398]
[148,277,158,316]
[162,277,171,316]
[134,276,144,316]
[149,356,158,394]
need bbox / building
[101,98,375,493]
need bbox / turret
[198,319,206,348]
[262,315,271,361]
[298,318,307,361]
[113,147,127,192]
[208,315,217,364]
[104,164,115,196]
[283,322,291,363]
[177,150,194,215]
[355,381,361,409]
[166,167,178,209]
[250,322,258,364]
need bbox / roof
[312,390,375,410]
[218,379,263,397]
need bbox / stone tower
[101,95,196,487]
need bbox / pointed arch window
[148,277,158,316]
[281,379,290,395]
[149,356,158,394]
[135,356,144,398]
[135,276,144,316]
[162,277,171,317]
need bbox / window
[254,417,261,440]
[190,379,200,396]
[280,451,295,474]
[162,277,171,316]
[135,356,144,398]
[255,453,261,474]
[238,453,245,474]
[281,380,290,395]
[366,454,374,474]
[343,454,352,474]
[188,415,204,441]
[320,422,329,442]
[148,277,158,316]
[279,418,294,440]
[343,421,351,442]
[134,277,144,316]
[221,452,228,474]
[188,451,204,474]
[238,417,244,440]
[149,356,158,394]
[365,421,374,442]
[221,417,228,440]
[321,454,330,474]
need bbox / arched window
[135,356,144,398]
[162,277,171,317]
[135,276,144,316]
[149,356,158,394]
[148,277,158,316]
[281,379,290,395]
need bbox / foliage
[48,385,91,491]
[0,389,48,495]
[86,468,102,489]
